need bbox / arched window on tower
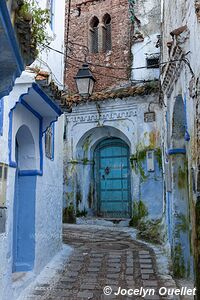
[102,14,112,52]
[90,16,99,53]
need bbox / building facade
[161,0,200,290]
[63,0,163,222]
[0,1,65,299]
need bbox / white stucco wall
[33,0,65,89]
[132,34,160,81]
[131,0,160,81]
[0,77,64,299]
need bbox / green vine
[128,0,137,23]
[18,0,52,53]
[129,200,148,227]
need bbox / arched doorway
[13,125,36,272]
[94,138,131,218]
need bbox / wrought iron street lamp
[74,63,96,98]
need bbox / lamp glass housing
[74,64,96,97]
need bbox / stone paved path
[25,225,178,300]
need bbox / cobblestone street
[22,224,178,300]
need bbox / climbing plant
[128,0,137,23]
[17,0,52,53]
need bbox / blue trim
[32,83,62,116]
[21,99,42,120]
[0,0,24,71]
[39,118,43,173]
[0,98,4,136]
[13,263,33,272]
[19,170,42,176]
[8,83,62,174]
[0,0,24,98]
[8,96,43,176]
[167,148,186,155]
[13,174,36,272]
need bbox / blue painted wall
[140,154,163,219]
[167,192,173,245]
[170,155,193,278]
[13,173,36,272]
[0,98,3,136]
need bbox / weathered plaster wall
[131,0,160,81]
[161,0,200,280]
[63,94,163,221]
[35,115,64,273]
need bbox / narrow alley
[19,224,180,300]
[1,0,200,299]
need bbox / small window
[102,14,112,52]
[90,16,99,53]
[45,123,54,160]
[4,167,7,180]
[146,56,159,69]
[0,166,2,180]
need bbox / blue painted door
[13,172,36,272]
[95,138,131,218]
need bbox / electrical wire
[42,43,189,72]
[36,57,65,89]
[67,55,126,70]
[67,60,158,83]
[66,61,129,81]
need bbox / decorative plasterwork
[161,26,190,97]
[162,46,183,96]
[67,109,137,124]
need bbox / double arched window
[89,14,112,53]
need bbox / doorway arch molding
[72,126,133,217]
[75,125,132,162]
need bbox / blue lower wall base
[167,148,186,155]
[13,175,36,272]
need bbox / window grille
[90,17,99,53]
[102,14,112,52]
[45,125,54,159]
[105,23,111,51]
[91,27,99,53]
[146,57,159,69]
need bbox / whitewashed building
[0,1,65,299]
